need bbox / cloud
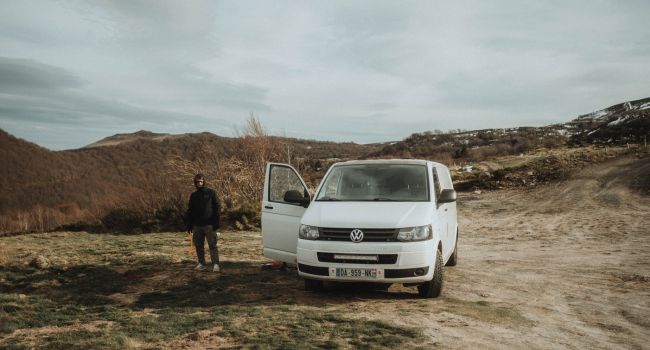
[1,1,649,149]
[0,57,236,136]
[0,57,81,91]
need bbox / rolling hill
[0,97,648,234]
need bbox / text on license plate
[329,267,382,279]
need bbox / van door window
[269,165,308,204]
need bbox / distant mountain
[567,97,650,145]
[369,97,650,161]
[84,130,174,148]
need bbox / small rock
[18,294,28,301]
[473,190,482,195]
[29,255,50,269]
[480,293,489,298]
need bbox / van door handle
[265,205,274,209]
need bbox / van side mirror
[438,189,457,204]
[284,190,310,208]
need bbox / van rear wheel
[304,278,324,292]
[418,247,443,298]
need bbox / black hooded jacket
[186,187,220,230]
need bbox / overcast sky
[1,1,649,150]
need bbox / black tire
[446,230,458,267]
[418,247,443,298]
[304,278,324,292]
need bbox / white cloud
[0,0,649,149]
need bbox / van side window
[432,168,442,201]
[269,165,307,203]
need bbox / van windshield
[315,164,429,202]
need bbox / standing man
[186,173,221,272]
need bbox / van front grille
[317,228,398,242]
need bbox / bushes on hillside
[101,208,145,234]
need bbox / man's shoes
[213,264,221,272]
[195,263,206,271]
[216,232,221,239]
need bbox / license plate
[329,267,382,279]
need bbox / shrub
[153,198,187,232]
[101,208,144,234]
[55,221,102,233]
[228,201,260,229]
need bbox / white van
[261,159,458,298]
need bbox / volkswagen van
[261,159,458,297]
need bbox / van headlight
[299,225,319,240]
[397,225,432,242]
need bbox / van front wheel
[418,248,443,298]
[304,278,324,292]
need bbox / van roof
[336,159,448,168]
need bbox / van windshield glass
[315,164,429,202]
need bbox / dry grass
[0,231,432,349]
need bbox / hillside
[0,129,378,233]
[84,130,175,148]
[567,97,650,145]
[0,97,648,234]
[369,97,650,162]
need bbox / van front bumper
[296,240,437,283]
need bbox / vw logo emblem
[350,229,364,243]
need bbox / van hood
[302,201,434,228]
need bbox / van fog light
[397,225,432,242]
[415,268,425,276]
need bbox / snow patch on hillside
[608,117,625,126]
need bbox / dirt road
[1,156,648,349]
[408,155,650,348]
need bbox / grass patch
[0,293,127,336]
[439,297,532,326]
[1,329,128,350]
[1,232,426,349]
[1,294,424,349]
[212,306,424,349]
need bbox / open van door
[262,163,310,263]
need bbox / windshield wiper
[319,196,340,201]
[372,197,396,201]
